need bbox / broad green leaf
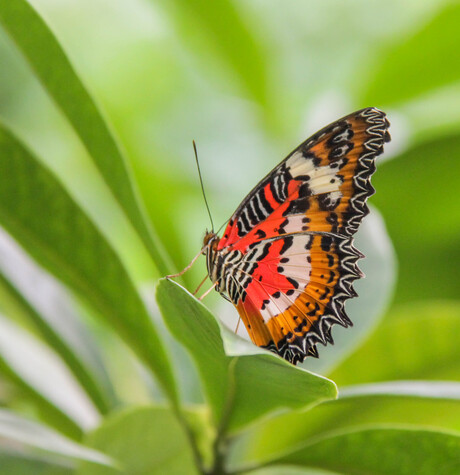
[0,409,114,468]
[273,426,460,475]
[157,278,228,422]
[0,313,98,439]
[0,0,169,275]
[78,406,199,475]
[158,0,268,106]
[228,394,460,470]
[0,228,115,414]
[0,124,177,403]
[329,301,460,385]
[156,279,337,432]
[372,136,460,303]
[361,3,460,106]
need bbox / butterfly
[177,108,390,365]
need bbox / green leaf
[0,409,114,468]
[156,279,337,432]
[361,3,460,106]
[0,0,169,275]
[0,453,73,475]
[243,467,335,475]
[329,301,460,385]
[228,394,460,470]
[0,313,98,439]
[0,230,115,414]
[274,426,460,475]
[0,124,177,403]
[230,355,335,432]
[159,0,268,106]
[339,381,460,401]
[77,406,199,475]
[157,278,228,422]
[372,136,460,303]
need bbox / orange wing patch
[233,233,360,364]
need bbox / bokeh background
[0,0,459,418]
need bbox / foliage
[0,0,458,473]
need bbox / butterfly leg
[235,316,242,334]
[199,282,217,300]
[193,274,209,295]
[166,247,205,278]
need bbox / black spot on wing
[280,236,294,254]
[255,229,266,239]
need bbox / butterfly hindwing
[231,232,360,364]
[212,107,390,364]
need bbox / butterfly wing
[218,107,390,251]
[217,107,390,364]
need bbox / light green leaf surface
[339,381,460,400]
[229,394,460,470]
[0,0,169,275]
[0,313,98,439]
[0,124,177,403]
[78,406,199,475]
[362,3,460,106]
[0,228,115,414]
[156,279,337,433]
[372,136,460,304]
[274,426,460,475]
[0,409,114,468]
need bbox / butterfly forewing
[209,107,390,364]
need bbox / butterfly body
[203,107,390,365]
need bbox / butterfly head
[203,230,218,247]
[203,231,220,284]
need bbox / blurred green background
[0,0,459,471]
[1,0,458,305]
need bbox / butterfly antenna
[193,140,215,231]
